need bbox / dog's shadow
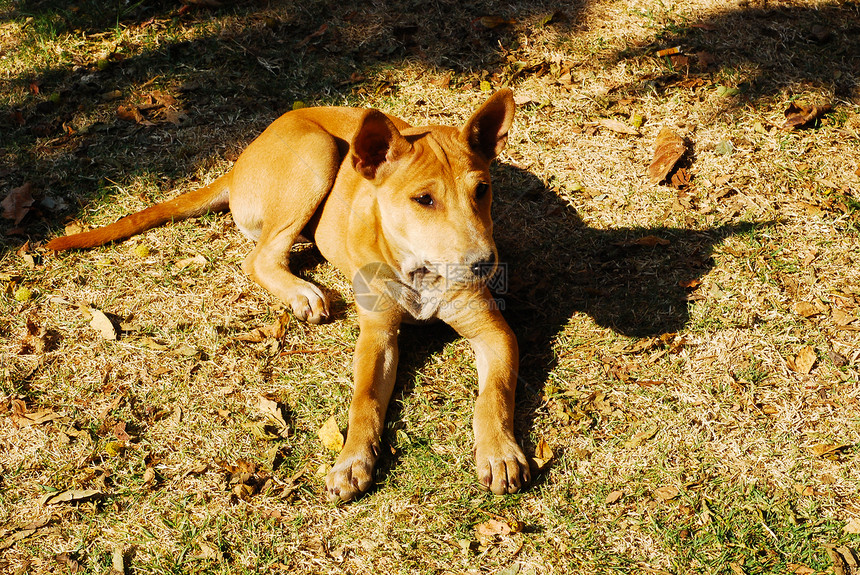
[374,162,761,488]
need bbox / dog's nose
[470,257,497,279]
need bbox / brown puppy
[46,89,530,501]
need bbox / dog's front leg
[447,296,530,495]
[325,308,401,502]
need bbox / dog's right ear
[351,110,412,181]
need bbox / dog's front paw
[475,437,530,495]
[286,280,329,324]
[325,443,378,502]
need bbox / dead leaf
[648,127,686,184]
[2,183,35,225]
[654,485,680,501]
[55,552,82,572]
[825,545,859,575]
[0,516,52,550]
[624,424,659,448]
[235,312,289,343]
[832,307,856,326]
[89,309,118,340]
[13,406,63,427]
[475,518,522,541]
[669,167,691,189]
[174,254,207,271]
[810,443,849,457]
[784,101,832,130]
[110,547,126,575]
[794,302,821,318]
[530,437,554,472]
[792,346,817,374]
[696,51,716,68]
[258,395,289,438]
[787,563,816,575]
[844,517,860,534]
[318,416,343,452]
[605,490,624,504]
[475,16,516,29]
[117,105,145,123]
[40,488,102,505]
[599,118,638,135]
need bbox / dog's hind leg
[230,124,341,324]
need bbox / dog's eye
[475,182,490,200]
[413,194,435,206]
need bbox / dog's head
[350,89,515,292]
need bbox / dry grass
[2,0,859,573]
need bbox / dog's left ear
[460,88,516,161]
[352,109,413,181]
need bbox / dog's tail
[45,174,231,251]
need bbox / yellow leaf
[317,416,343,452]
[480,80,492,92]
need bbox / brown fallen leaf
[825,545,859,575]
[605,490,624,504]
[530,437,554,472]
[318,416,344,452]
[174,254,207,271]
[599,118,639,135]
[117,105,145,123]
[791,346,817,374]
[844,517,860,535]
[40,488,102,505]
[794,301,821,318]
[787,563,816,575]
[670,167,692,189]
[654,485,680,501]
[12,406,63,427]
[89,308,118,340]
[2,183,35,225]
[648,127,686,184]
[810,443,849,457]
[235,312,289,343]
[474,517,523,541]
[624,424,659,448]
[832,307,857,326]
[474,15,516,29]
[258,395,289,438]
[784,101,832,130]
